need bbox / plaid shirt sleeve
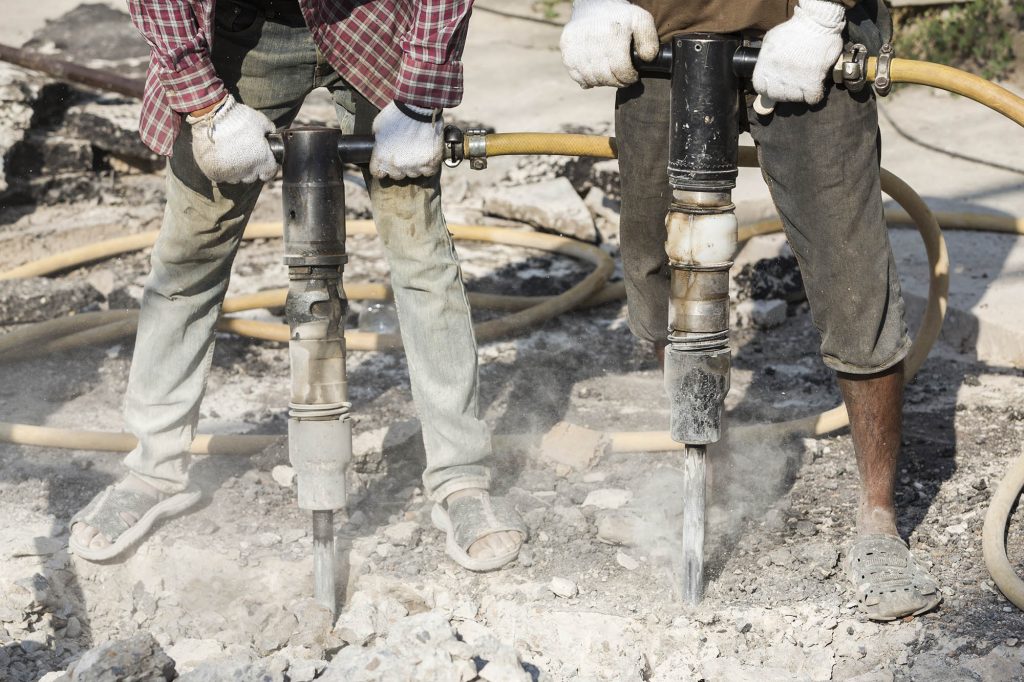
[128,0,226,114]
[395,0,473,110]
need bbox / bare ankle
[858,505,898,537]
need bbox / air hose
[1,58,1022,607]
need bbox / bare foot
[445,488,522,560]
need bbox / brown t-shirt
[633,1,858,40]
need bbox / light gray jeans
[123,0,492,501]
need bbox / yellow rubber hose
[983,445,1024,610]
[869,57,1024,128]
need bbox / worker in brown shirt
[561,0,942,621]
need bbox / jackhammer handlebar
[268,129,374,165]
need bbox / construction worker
[560,0,941,620]
[69,0,526,572]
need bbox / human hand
[370,101,444,180]
[559,0,659,89]
[186,94,278,184]
[752,0,846,106]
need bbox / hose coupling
[833,43,868,93]
[443,125,464,168]
[873,43,895,97]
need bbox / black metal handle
[268,131,375,165]
[631,42,760,79]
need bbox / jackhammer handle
[630,43,760,78]
[267,132,375,165]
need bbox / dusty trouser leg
[327,85,520,562]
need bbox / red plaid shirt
[129,0,473,156]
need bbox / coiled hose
[1,58,1022,608]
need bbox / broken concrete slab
[64,101,162,171]
[63,632,176,681]
[483,177,597,243]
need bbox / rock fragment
[483,178,597,243]
[582,488,633,510]
[271,465,295,488]
[734,298,787,329]
[383,521,421,548]
[597,512,640,546]
[63,632,176,681]
[616,551,640,571]
[549,577,578,598]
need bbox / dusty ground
[1,3,1024,682]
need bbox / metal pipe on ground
[0,43,145,99]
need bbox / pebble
[796,521,818,537]
[549,577,578,598]
[64,616,82,639]
[383,521,421,547]
[581,488,633,510]
[597,513,639,546]
[1006,638,1019,646]
[517,548,535,568]
[582,472,607,483]
[256,532,282,548]
[615,551,639,571]
[271,465,296,488]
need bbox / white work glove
[559,0,659,89]
[186,94,278,184]
[370,102,444,180]
[752,0,846,106]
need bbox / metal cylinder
[281,127,348,267]
[667,33,742,192]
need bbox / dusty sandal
[69,478,201,562]
[431,493,527,572]
[847,533,942,621]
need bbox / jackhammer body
[273,127,367,615]
[636,34,746,604]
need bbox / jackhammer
[267,128,374,615]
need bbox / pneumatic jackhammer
[268,128,374,615]
[633,34,760,604]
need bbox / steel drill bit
[681,444,706,605]
[312,510,336,614]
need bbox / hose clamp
[833,43,867,93]
[873,43,895,97]
[465,128,489,170]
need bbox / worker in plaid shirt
[70,0,527,573]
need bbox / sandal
[430,493,527,572]
[846,533,942,621]
[69,477,202,562]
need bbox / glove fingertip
[631,10,660,61]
